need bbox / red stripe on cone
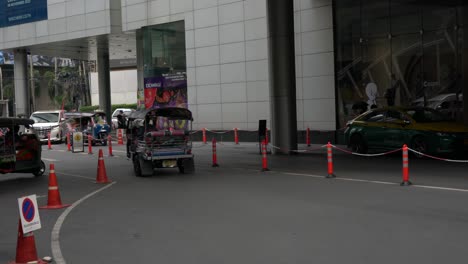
[96,149,111,184]
[40,164,70,209]
[10,219,47,264]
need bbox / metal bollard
[306,128,311,147]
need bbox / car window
[405,108,448,123]
[385,110,404,123]
[361,111,385,122]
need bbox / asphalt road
[1,141,468,263]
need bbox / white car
[111,108,134,129]
[30,110,66,143]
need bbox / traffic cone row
[10,150,112,263]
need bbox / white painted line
[413,185,468,193]
[278,171,468,193]
[42,158,58,162]
[57,172,94,180]
[51,182,116,264]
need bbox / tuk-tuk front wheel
[33,160,46,177]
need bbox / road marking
[42,158,59,162]
[278,171,468,193]
[57,172,94,180]
[51,182,116,264]
[49,149,66,152]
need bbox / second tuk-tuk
[126,107,194,177]
[0,118,45,177]
[63,111,111,146]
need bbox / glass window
[361,110,386,122]
[405,108,448,122]
[334,0,465,131]
[385,110,403,122]
[142,21,187,110]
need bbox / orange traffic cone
[10,219,47,264]
[40,164,70,209]
[96,149,111,184]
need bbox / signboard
[72,132,84,153]
[18,194,41,233]
[0,0,48,28]
[143,73,188,110]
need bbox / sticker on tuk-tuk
[72,132,84,153]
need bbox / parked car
[411,93,463,120]
[344,107,468,157]
[111,108,134,129]
[29,110,66,143]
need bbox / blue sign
[21,198,35,222]
[0,0,48,28]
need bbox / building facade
[1,0,467,134]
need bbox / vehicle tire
[411,136,427,158]
[179,158,195,174]
[33,160,46,177]
[133,154,153,177]
[133,155,142,177]
[350,134,367,154]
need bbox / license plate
[162,160,177,168]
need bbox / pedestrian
[117,110,126,129]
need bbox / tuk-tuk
[126,107,194,177]
[63,112,110,146]
[0,118,45,177]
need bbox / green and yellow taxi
[344,107,468,156]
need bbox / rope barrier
[331,145,403,157]
[407,148,468,163]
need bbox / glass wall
[141,21,187,110]
[335,0,467,128]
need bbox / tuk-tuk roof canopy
[128,107,193,121]
[0,118,35,126]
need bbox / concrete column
[267,0,298,154]
[136,29,145,110]
[97,37,112,124]
[14,49,29,117]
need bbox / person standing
[384,74,402,106]
[116,110,126,129]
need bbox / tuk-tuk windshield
[31,113,59,123]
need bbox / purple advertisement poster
[144,73,187,110]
